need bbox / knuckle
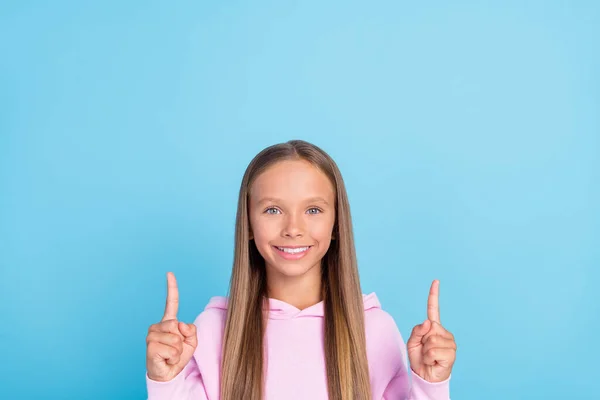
[147,342,157,354]
[146,332,154,344]
[160,320,175,330]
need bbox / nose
[282,212,304,238]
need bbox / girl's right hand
[146,272,198,382]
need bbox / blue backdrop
[1,1,598,399]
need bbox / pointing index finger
[427,279,441,323]
[162,272,179,321]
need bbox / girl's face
[249,159,336,282]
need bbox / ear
[249,230,254,240]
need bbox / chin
[268,260,317,278]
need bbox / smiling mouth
[273,245,313,254]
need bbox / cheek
[309,216,336,241]
[250,217,277,245]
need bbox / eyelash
[264,207,322,215]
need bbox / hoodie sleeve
[145,355,209,400]
[145,303,227,400]
[373,310,451,400]
[383,366,450,400]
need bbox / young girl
[145,140,457,400]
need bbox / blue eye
[265,207,281,215]
[307,208,322,214]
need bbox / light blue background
[1,1,598,399]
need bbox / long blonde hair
[220,140,371,400]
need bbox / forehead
[250,159,335,202]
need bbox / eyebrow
[257,196,330,206]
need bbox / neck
[266,262,323,310]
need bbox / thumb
[407,319,431,346]
[178,321,194,336]
[179,322,198,345]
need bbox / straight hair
[220,140,371,400]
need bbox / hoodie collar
[205,292,381,320]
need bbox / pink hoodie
[146,293,450,399]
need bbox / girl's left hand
[406,280,457,383]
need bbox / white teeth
[277,246,310,254]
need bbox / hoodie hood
[204,292,381,320]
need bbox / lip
[272,245,313,260]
